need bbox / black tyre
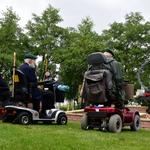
[130,114,140,131]
[108,114,122,133]
[18,112,32,125]
[57,113,67,125]
[81,113,88,130]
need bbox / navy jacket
[19,63,37,83]
[19,63,42,101]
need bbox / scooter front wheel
[57,113,67,125]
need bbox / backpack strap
[102,59,114,74]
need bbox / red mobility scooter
[81,52,140,133]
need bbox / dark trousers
[33,99,41,112]
[42,91,55,111]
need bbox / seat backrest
[13,69,29,103]
[14,69,27,88]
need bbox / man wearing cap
[103,49,125,109]
[19,53,42,112]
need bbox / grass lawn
[0,121,149,150]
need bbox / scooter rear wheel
[18,112,32,125]
[108,114,122,133]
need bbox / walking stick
[12,52,16,98]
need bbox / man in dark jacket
[19,53,42,111]
[103,49,125,109]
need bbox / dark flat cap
[24,53,37,60]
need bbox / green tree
[102,12,150,88]
[0,7,26,79]
[26,5,68,79]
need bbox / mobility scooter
[1,53,69,125]
[3,69,69,125]
[80,52,140,133]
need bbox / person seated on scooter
[103,49,125,109]
[0,74,11,106]
[44,71,53,81]
[19,53,42,112]
[41,73,55,116]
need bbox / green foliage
[26,5,69,80]
[102,12,150,88]
[0,8,27,80]
[26,5,67,57]
[59,104,68,111]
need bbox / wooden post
[12,52,16,98]
[45,54,48,73]
[43,53,48,81]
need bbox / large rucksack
[84,70,107,103]
[82,52,114,104]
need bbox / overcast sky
[0,0,149,33]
